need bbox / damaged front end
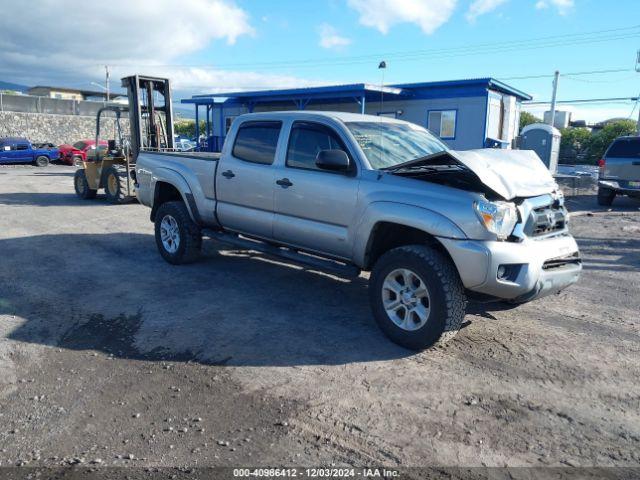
[385,148,558,202]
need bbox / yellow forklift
[73,75,175,203]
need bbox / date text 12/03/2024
[232,468,400,478]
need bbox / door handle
[276,178,293,188]
[221,170,235,179]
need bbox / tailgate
[603,137,640,182]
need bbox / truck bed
[140,150,221,161]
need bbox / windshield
[346,121,449,170]
[73,141,87,150]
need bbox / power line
[498,68,635,81]
[100,24,640,71]
[525,96,639,105]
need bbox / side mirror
[316,149,351,172]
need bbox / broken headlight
[474,200,518,240]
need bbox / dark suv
[597,136,640,206]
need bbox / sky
[0,0,639,123]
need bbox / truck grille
[521,202,567,237]
[511,194,569,241]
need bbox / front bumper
[439,234,582,301]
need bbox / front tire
[104,165,135,204]
[154,201,202,264]
[597,187,615,206]
[35,156,49,167]
[74,169,97,199]
[369,245,466,350]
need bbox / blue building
[181,78,531,152]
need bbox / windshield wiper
[380,151,447,172]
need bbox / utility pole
[105,65,110,104]
[635,50,640,135]
[548,70,560,128]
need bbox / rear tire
[74,169,97,199]
[35,156,49,167]
[597,187,615,206]
[154,201,202,265]
[369,245,467,350]
[104,165,135,204]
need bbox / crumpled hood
[448,149,557,200]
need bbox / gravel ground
[0,165,639,475]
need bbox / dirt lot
[0,165,639,474]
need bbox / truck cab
[0,137,58,167]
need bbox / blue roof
[392,78,532,101]
[183,83,406,105]
[181,77,531,105]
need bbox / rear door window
[16,144,29,150]
[232,121,282,165]
[607,138,640,158]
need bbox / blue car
[0,137,60,167]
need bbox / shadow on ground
[1,232,419,367]
[565,194,640,213]
[0,192,112,207]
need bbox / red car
[58,139,108,166]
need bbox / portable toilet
[520,123,561,172]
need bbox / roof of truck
[235,110,405,124]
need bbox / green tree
[559,127,591,164]
[519,111,541,132]
[174,120,207,138]
[586,119,637,163]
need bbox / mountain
[0,80,29,92]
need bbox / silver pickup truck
[134,111,581,350]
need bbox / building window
[428,110,456,139]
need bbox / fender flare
[150,168,202,225]
[352,201,467,268]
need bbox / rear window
[232,121,282,165]
[607,138,640,158]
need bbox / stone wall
[0,111,129,146]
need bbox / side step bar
[203,230,361,279]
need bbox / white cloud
[317,23,352,49]
[0,0,254,63]
[535,0,574,15]
[0,0,324,98]
[346,0,457,35]
[466,0,509,22]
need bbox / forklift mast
[121,75,175,160]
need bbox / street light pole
[105,65,110,103]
